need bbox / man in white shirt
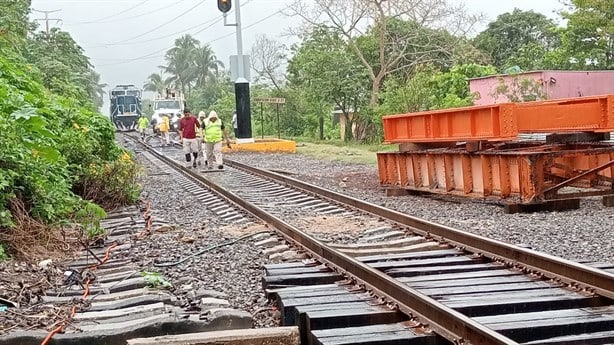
[231,110,238,138]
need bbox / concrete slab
[127,326,300,345]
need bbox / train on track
[109,84,142,131]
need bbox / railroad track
[125,134,614,345]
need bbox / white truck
[150,89,185,132]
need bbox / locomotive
[109,84,142,131]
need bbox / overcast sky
[30,0,564,114]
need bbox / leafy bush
[0,28,141,260]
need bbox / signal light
[217,0,232,13]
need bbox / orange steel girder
[382,95,614,143]
[377,144,614,203]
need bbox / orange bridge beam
[383,95,614,143]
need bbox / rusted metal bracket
[540,159,614,200]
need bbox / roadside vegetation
[0,1,140,260]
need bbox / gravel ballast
[126,150,278,328]
[226,151,614,264]
[122,144,612,330]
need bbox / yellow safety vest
[138,117,149,129]
[204,119,223,143]
[159,116,170,132]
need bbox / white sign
[255,97,286,104]
[230,55,251,82]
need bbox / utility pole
[32,9,62,34]
[219,0,253,143]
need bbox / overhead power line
[95,1,272,68]
[72,0,152,24]
[85,16,222,48]
[95,16,225,67]
[68,0,187,25]
[99,0,206,46]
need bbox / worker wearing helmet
[158,114,171,147]
[203,110,231,170]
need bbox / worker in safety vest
[137,115,149,139]
[203,111,231,169]
[159,114,171,147]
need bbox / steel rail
[225,159,614,300]
[127,137,519,344]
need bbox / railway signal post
[219,0,254,143]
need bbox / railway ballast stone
[200,297,231,308]
[263,244,290,256]
[190,288,228,300]
[126,326,300,345]
[199,308,253,329]
[252,232,271,241]
[255,237,279,248]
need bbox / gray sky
[30,0,564,114]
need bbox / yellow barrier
[222,138,296,154]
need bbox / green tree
[0,0,32,44]
[26,28,97,105]
[0,2,140,259]
[144,72,172,96]
[379,64,497,114]
[474,9,560,71]
[193,44,224,88]
[87,70,107,110]
[287,27,370,141]
[557,0,613,69]
[287,0,477,107]
[163,34,199,97]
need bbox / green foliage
[26,29,104,108]
[557,0,613,69]
[492,76,547,103]
[0,0,32,44]
[0,5,142,259]
[189,76,233,115]
[161,35,223,98]
[74,201,107,239]
[474,9,560,71]
[141,271,172,289]
[379,64,497,115]
[287,26,371,141]
[0,243,7,261]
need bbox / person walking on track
[203,110,231,170]
[159,113,171,147]
[231,110,238,138]
[178,109,201,168]
[137,114,149,140]
[196,111,207,166]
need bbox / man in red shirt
[178,109,201,168]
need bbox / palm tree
[88,70,107,110]
[144,72,172,96]
[194,44,224,87]
[163,35,199,97]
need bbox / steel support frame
[377,143,614,203]
[382,95,614,143]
